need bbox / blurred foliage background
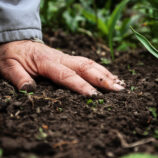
[40,0,158,59]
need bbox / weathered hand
[0,40,125,96]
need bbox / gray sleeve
[0,0,42,43]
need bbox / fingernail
[113,83,125,91]
[20,81,37,92]
[89,89,99,96]
[115,79,126,87]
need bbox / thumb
[0,59,36,92]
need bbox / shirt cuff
[0,28,42,43]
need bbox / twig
[112,130,156,148]
[97,43,110,52]
[53,140,78,150]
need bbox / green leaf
[100,58,111,65]
[19,90,27,94]
[149,107,157,119]
[98,99,104,104]
[108,0,129,60]
[120,153,158,158]
[82,10,108,35]
[0,148,3,157]
[131,27,158,59]
[87,99,93,105]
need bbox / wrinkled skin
[0,40,125,96]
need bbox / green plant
[120,153,158,158]
[0,148,3,158]
[40,0,136,60]
[128,65,136,75]
[40,0,84,32]
[132,0,158,49]
[154,129,158,139]
[87,99,96,107]
[98,99,104,104]
[87,99,94,105]
[36,127,47,140]
[19,90,34,95]
[100,58,111,65]
[57,107,63,112]
[130,86,136,91]
[87,99,104,107]
[81,0,130,60]
[108,0,129,60]
[131,27,158,59]
[149,107,157,119]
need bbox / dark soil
[0,32,158,158]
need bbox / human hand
[0,40,125,96]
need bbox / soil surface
[0,32,158,158]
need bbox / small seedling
[143,127,150,136]
[57,107,63,112]
[149,107,157,119]
[143,130,149,136]
[128,65,136,75]
[27,154,37,158]
[154,130,158,139]
[0,148,3,158]
[86,99,97,108]
[87,99,93,105]
[19,90,34,95]
[36,127,47,140]
[130,86,136,91]
[121,153,158,158]
[100,58,111,65]
[98,99,104,104]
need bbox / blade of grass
[131,26,158,59]
[120,153,158,158]
[82,9,108,35]
[108,0,129,60]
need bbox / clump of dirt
[0,31,158,158]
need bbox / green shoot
[87,99,94,105]
[87,99,96,108]
[0,148,3,158]
[27,155,37,158]
[143,127,150,136]
[143,130,149,136]
[120,153,158,158]
[149,107,157,119]
[19,90,34,95]
[154,130,158,139]
[108,0,129,60]
[98,99,104,104]
[57,107,63,112]
[36,127,47,140]
[87,99,104,108]
[131,26,158,59]
[130,86,136,91]
[128,65,136,75]
[100,58,111,65]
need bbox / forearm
[0,0,42,43]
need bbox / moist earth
[0,32,158,158]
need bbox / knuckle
[59,69,76,81]
[77,58,94,75]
